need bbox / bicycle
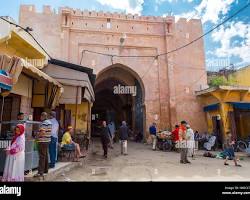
[233,136,250,152]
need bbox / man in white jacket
[186,124,195,159]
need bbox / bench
[58,145,75,162]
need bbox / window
[107,18,111,29]
[167,23,171,33]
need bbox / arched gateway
[92,64,146,139]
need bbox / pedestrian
[172,125,179,143]
[108,121,115,148]
[61,126,84,161]
[34,112,52,177]
[49,111,59,168]
[179,120,191,164]
[17,112,24,121]
[186,124,195,159]
[2,124,25,182]
[100,121,110,158]
[119,121,129,155]
[149,122,157,150]
[223,131,241,167]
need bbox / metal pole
[75,86,79,130]
[0,95,5,134]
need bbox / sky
[0,0,250,71]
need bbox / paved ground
[53,138,250,181]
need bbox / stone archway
[91,63,146,140]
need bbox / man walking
[119,121,129,155]
[149,122,157,150]
[179,121,191,164]
[34,112,52,177]
[108,121,115,148]
[186,124,195,159]
[100,121,110,158]
[49,111,59,168]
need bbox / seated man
[61,126,84,161]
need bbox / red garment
[11,124,25,145]
[178,125,187,141]
[172,128,179,142]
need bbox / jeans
[49,136,57,167]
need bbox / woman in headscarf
[2,124,25,182]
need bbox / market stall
[0,120,41,174]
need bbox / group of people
[2,111,59,181]
[99,120,129,158]
[2,111,86,182]
[149,121,242,167]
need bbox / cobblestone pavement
[53,139,250,181]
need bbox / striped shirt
[37,119,52,143]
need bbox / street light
[120,33,127,46]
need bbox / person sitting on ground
[61,126,84,161]
[223,131,241,167]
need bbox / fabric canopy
[203,103,219,112]
[229,102,250,110]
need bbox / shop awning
[203,103,219,112]
[228,102,250,110]
[21,59,63,89]
[42,63,95,103]
[0,54,63,89]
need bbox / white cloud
[211,21,250,65]
[173,0,234,24]
[196,0,234,24]
[96,0,144,14]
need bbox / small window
[117,25,119,29]
[167,23,171,33]
[107,18,111,29]
[65,15,68,26]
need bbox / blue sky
[1,0,250,71]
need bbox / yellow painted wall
[65,102,89,132]
[229,66,250,86]
[0,43,27,58]
[206,110,220,133]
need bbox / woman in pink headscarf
[2,124,25,182]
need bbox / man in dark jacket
[100,121,110,158]
[119,121,129,155]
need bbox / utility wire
[0,16,52,59]
[80,1,250,59]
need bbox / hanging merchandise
[0,70,13,91]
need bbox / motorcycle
[156,130,173,152]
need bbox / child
[223,132,241,167]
